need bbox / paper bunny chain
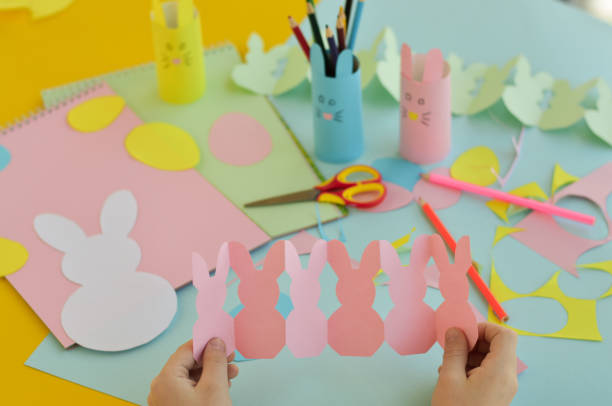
[192,235,477,359]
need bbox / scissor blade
[244,189,319,208]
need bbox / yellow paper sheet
[0,237,29,277]
[488,262,603,341]
[579,261,612,299]
[67,96,125,133]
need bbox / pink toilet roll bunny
[380,235,436,355]
[285,239,328,358]
[399,44,451,165]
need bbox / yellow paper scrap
[578,261,612,299]
[67,96,125,133]
[0,237,29,277]
[450,146,500,187]
[374,228,415,280]
[551,163,579,195]
[486,182,548,222]
[492,226,524,247]
[488,262,603,341]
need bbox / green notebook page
[42,44,342,237]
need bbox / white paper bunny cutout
[34,190,177,351]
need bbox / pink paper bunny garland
[192,235,478,360]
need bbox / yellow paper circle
[0,237,29,277]
[450,146,500,186]
[125,122,200,171]
[67,95,126,132]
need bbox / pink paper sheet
[232,240,286,358]
[0,84,269,347]
[412,167,461,210]
[327,240,384,356]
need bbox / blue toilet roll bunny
[310,43,364,164]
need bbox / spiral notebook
[40,43,343,238]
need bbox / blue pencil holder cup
[310,43,364,164]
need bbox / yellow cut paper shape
[451,146,500,187]
[488,262,602,341]
[579,261,612,299]
[151,0,206,104]
[551,163,579,195]
[67,96,125,133]
[125,122,200,171]
[492,226,523,247]
[374,227,415,281]
[0,237,29,277]
[486,182,548,222]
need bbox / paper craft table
[2,0,612,405]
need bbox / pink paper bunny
[399,44,451,165]
[285,239,328,358]
[327,240,384,356]
[232,240,285,359]
[192,244,235,362]
[380,234,436,355]
[431,234,478,350]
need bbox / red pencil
[418,198,509,322]
[288,16,310,60]
[336,12,346,52]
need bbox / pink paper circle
[209,113,273,166]
[413,167,461,210]
[361,182,414,213]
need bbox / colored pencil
[326,25,338,73]
[347,0,364,50]
[423,172,596,225]
[288,16,310,60]
[339,5,347,30]
[344,0,354,33]
[307,2,331,74]
[336,12,346,52]
[418,198,509,322]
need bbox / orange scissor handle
[318,182,387,208]
[316,165,382,191]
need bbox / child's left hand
[148,338,239,406]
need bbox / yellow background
[0,1,309,404]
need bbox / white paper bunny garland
[34,190,177,351]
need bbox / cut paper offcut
[450,146,500,187]
[34,190,178,351]
[67,95,125,133]
[125,122,200,171]
[584,79,612,147]
[450,55,519,116]
[208,112,273,166]
[0,237,29,277]
[431,235,479,350]
[372,157,422,191]
[486,182,548,223]
[0,145,10,171]
[488,262,603,341]
[551,163,579,196]
[356,28,386,89]
[192,249,235,361]
[362,182,414,213]
[376,27,401,101]
[492,226,524,247]
[502,57,596,130]
[578,262,612,299]
[412,167,462,210]
[231,33,308,95]
[0,0,74,20]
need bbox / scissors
[245,165,387,209]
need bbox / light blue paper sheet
[27,0,612,405]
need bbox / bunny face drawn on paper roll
[400,44,451,165]
[33,190,177,352]
[310,43,364,164]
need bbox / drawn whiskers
[334,109,344,123]
[421,111,431,127]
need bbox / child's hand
[148,338,239,406]
[432,322,518,406]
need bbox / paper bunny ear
[360,240,381,278]
[192,252,209,290]
[100,190,138,237]
[379,240,401,277]
[336,50,355,77]
[214,242,231,281]
[401,43,413,80]
[310,43,326,77]
[228,241,255,279]
[430,234,451,271]
[422,48,444,83]
[34,214,86,253]
[307,239,327,276]
[408,234,431,272]
[327,239,354,278]
[262,240,286,278]
[453,236,472,273]
[284,240,301,279]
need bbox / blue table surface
[27,0,612,404]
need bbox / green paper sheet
[42,45,341,238]
[376,27,401,102]
[584,79,612,147]
[356,28,386,89]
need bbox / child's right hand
[432,322,518,406]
